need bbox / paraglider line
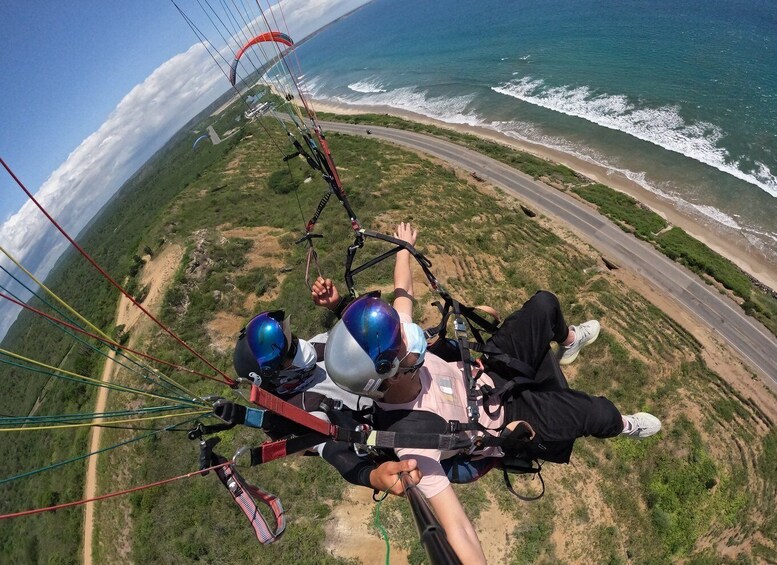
[0,350,202,405]
[0,158,235,386]
[0,409,210,432]
[0,272,196,402]
[0,289,227,387]
[0,460,230,520]
[0,415,203,487]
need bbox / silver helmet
[324,296,402,399]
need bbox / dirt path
[82,345,118,565]
[82,245,184,565]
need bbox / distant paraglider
[228,31,294,86]
[192,134,210,151]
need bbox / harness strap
[471,342,538,415]
[502,462,545,501]
[214,462,286,544]
[365,430,473,451]
[344,230,438,296]
[251,386,335,437]
[252,386,478,451]
[200,440,286,545]
[447,298,481,425]
[472,342,537,381]
[247,434,329,466]
[427,299,500,343]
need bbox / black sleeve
[333,295,354,319]
[320,441,375,488]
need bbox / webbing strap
[427,298,499,344]
[503,463,545,501]
[344,230,439,296]
[365,430,473,451]
[250,386,484,451]
[250,386,335,437]
[215,463,286,544]
[450,299,481,424]
[248,434,328,466]
[472,343,537,382]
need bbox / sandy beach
[312,99,777,293]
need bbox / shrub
[267,168,299,194]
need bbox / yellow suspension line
[0,410,211,432]
[0,347,197,405]
[0,244,199,399]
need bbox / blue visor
[341,297,401,375]
[244,312,289,370]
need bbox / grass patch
[322,112,777,338]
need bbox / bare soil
[324,486,410,564]
[82,244,184,565]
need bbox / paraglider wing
[229,31,294,86]
[192,134,210,150]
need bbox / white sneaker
[558,320,600,365]
[621,412,662,439]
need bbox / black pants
[484,291,623,463]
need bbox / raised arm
[392,222,418,319]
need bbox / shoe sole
[559,326,600,366]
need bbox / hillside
[2,106,776,564]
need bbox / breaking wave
[492,77,777,198]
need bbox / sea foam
[324,85,481,126]
[347,79,387,93]
[308,78,775,261]
[492,77,777,198]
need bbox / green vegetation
[0,103,245,564]
[322,111,777,337]
[235,266,279,296]
[655,228,752,296]
[2,101,775,564]
[574,183,668,239]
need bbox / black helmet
[233,311,293,385]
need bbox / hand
[369,459,422,496]
[504,420,535,441]
[393,222,418,247]
[311,276,340,310]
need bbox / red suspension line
[0,291,226,385]
[0,461,230,520]
[0,158,236,386]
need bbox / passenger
[324,222,661,564]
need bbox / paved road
[324,121,777,392]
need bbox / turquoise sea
[293,0,777,266]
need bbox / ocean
[292,0,777,266]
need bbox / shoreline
[312,99,777,293]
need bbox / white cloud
[0,0,372,340]
[278,0,367,38]
[0,43,224,339]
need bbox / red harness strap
[250,385,335,437]
[214,463,286,544]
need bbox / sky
[0,0,370,340]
